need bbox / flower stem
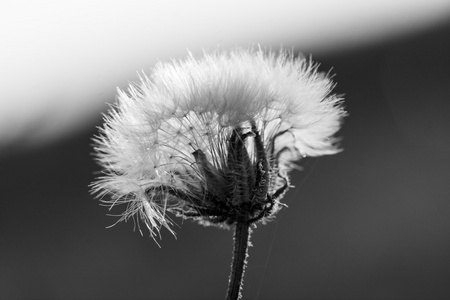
[226,220,251,300]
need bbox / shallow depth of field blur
[1,1,450,299]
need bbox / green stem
[226,220,251,300]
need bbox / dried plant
[91,48,345,299]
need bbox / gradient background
[1,2,450,299]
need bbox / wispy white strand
[91,47,346,240]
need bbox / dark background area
[1,21,450,300]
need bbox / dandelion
[91,48,345,299]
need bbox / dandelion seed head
[91,47,345,240]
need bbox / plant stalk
[226,220,251,300]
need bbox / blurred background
[1,1,450,299]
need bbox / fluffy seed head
[91,48,345,241]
